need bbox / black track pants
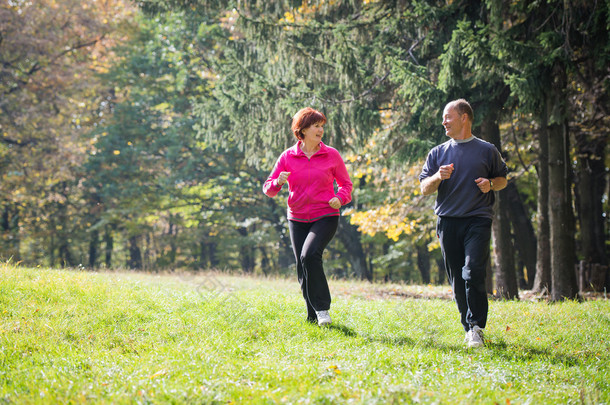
[288,216,339,319]
[437,216,492,332]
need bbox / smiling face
[300,121,324,144]
[442,105,465,139]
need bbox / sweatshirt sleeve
[419,149,438,182]
[490,146,509,178]
[334,152,353,205]
[262,154,285,198]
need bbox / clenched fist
[328,197,341,209]
[277,171,291,186]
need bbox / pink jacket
[263,141,353,222]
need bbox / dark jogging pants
[288,216,339,320]
[437,216,492,332]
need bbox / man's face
[442,105,463,139]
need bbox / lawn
[1,263,608,404]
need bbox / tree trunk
[1,203,21,262]
[259,247,271,276]
[127,235,142,269]
[435,257,446,285]
[104,225,113,268]
[480,105,518,298]
[492,201,518,298]
[416,242,431,284]
[58,243,75,267]
[88,229,99,268]
[199,239,209,269]
[574,130,608,267]
[168,217,177,266]
[237,227,254,273]
[505,182,537,288]
[485,256,494,295]
[56,197,74,267]
[547,62,578,300]
[337,216,371,281]
[533,115,552,293]
[209,241,219,268]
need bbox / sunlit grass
[1,263,608,403]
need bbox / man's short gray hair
[447,99,474,123]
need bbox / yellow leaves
[113,150,120,155]
[347,158,437,242]
[152,102,171,111]
[328,364,342,375]
[283,11,296,23]
[350,205,422,240]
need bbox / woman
[263,107,353,326]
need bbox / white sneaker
[467,325,484,348]
[316,310,331,326]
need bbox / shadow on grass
[326,326,465,352]
[355,332,588,365]
[311,320,591,366]
[327,323,358,337]
[486,340,587,367]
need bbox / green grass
[1,263,608,404]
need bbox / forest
[1,0,608,301]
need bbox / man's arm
[420,163,454,195]
[420,174,442,196]
[475,176,508,193]
[490,176,507,191]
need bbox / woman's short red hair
[291,107,327,140]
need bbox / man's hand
[438,163,454,180]
[421,163,454,196]
[475,177,492,193]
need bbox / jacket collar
[289,141,328,157]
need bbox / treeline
[1,0,608,300]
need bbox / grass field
[1,263,608,404]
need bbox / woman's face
[301,121,324,143]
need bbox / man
[419,99,508,348]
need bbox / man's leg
[463,217,492,329]
[437,217,469,331]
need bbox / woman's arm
[263,156,285,198]
[334,154,353,205]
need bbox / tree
[0,0,132,265]
[496,0,609,299]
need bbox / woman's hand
[277,171,291,186]
[328,197,341,209]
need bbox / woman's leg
[299,216,339,312]
[288,220,317,321]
